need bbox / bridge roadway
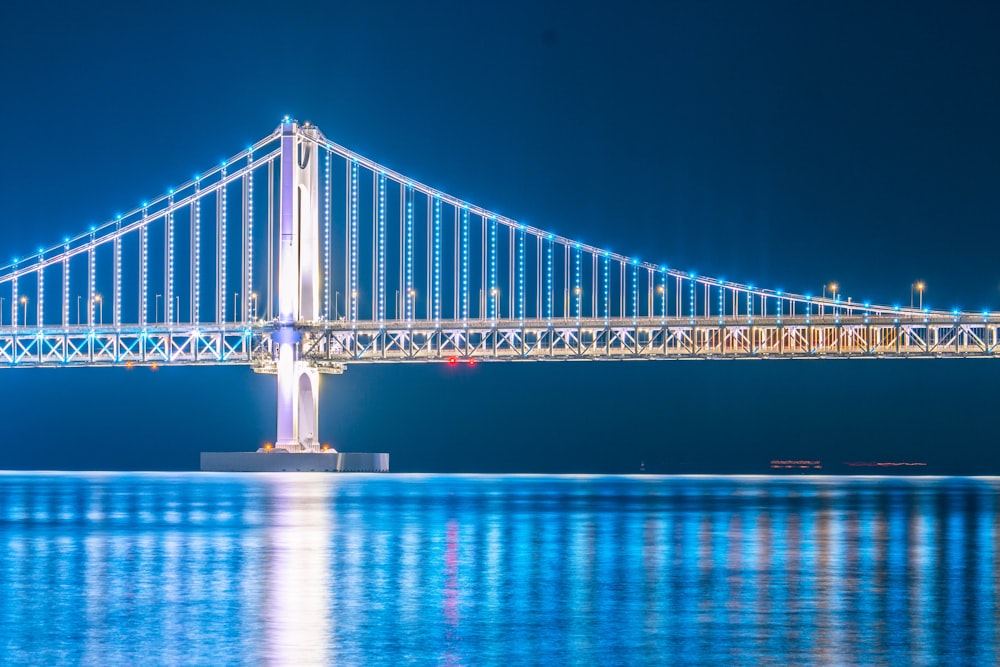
[2,314,998,368]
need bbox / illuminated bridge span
[1,119,997,450]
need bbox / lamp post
[233,292,239,323]
[76,295,82,325]
[0,296,4,326]
[822,282,838,315]
[394,289,400,319]
[250,292,258,320]
[155,294,161,323]
[20,296,28,325]
[94,294,102,325]
[911,281,925,309]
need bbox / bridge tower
[273,120,325,452]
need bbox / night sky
[1,2,999,473]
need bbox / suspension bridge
[1,119,997,461]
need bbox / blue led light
[517,227,525,320]
[405,187,414,321]
[350,160,358,321]
[545,237,553,321]
[433,197,441,321]
[377,173,386,321]
[489,218,497,319]
[461,209,470,320]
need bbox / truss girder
[248,317,1000,364]
[0,327,254,367]
[3,317,999,368]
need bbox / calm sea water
[0,473,996,666]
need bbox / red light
[448,357,457,365]
[468,359,476,366]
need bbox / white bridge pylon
[275,121,322,451]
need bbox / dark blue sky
[1,1,999,472]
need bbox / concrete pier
[200,451,389,472]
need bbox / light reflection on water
[0,473,997,666]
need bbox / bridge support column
[273,119,328,453]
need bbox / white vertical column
[62,246,69,329]
[11,271,18,328]
[140,207,148,327]
[114,221,122,327]
[377,174,386,322]
[461,209,469,320]
[275,121,321,451]
[192,188,201,324]
[244,151,254,324]
[37,256,44,327]
[88,231,95,327]
[218,167,227,324]
[166,195,174,325]
[276,122,298,448]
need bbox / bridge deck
[2,315,998,367]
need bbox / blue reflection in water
[0,473,998,666]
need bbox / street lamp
[233,292,239,323]
[94,294,102,325]
[910,281,925,309]
[155,294,161,323]
[76,295,82,325]
[250,292,258,320]
[20,296,28,325]
[822,282,838,316]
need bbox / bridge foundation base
[200,451,389,472]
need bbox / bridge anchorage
[2,117,999,471]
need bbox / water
[0,473,996,666]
